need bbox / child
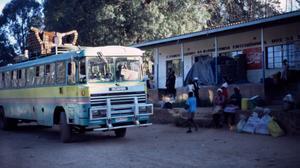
[186,92,198,133]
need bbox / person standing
[192,77,200,106]
[186,92,198,133]
[281,59,289,82]
[166,69,176,98]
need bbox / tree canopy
[1,0,43,54]
[44,0,210,46]
[0,0,293,66]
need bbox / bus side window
[56,61,66,84]
[17,69,21,87]
[12,70,18,88]
[67,61,76,85]
[78,59,86,83]
[0,72,3,88]
[18,69,26,87]
[36,65,45,86]
[26,67,35,87]
[5,71,11,88]
[45,64,50,85]
[45,63,55,85]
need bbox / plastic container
[241,98,249,111]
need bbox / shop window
[166,59,182,77]
[267,44,295,69]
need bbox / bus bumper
[86,97,153,131]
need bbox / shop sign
[243,47,262,70]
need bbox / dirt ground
[0,124,299,168]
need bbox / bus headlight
[92,109,106,117]
[139,106,147,113]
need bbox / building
[133,11,300,98]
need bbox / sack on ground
[255,114,272,135]
[237,119,246,133]
[242,112,260,134]
[268,119,284,137]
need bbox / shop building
[133,11,300,96]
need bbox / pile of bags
[237,107,284,137]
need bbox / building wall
[154,21,300,89]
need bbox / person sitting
[212,88,225,128]
[223,87,242,131]
[221,82,229,104]
[229,87,242,108]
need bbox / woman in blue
[186,92,198,133]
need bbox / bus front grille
[90,91,147,119]
[90,91,146,107]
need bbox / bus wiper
[96,51,107,64]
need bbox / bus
[0,46,153,142]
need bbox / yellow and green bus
[0,46,153,142]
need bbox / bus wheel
[0,109,17,130]
[60,112,72,143]
[114,128,126,138]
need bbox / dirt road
[0,124,299,168]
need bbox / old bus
[0,46,153,142]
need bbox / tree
[1,0,43,54]
[0,14,16,66]
[204,0,280,26]
[44,0,210,46]
[0,32,16,66]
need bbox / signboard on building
[243,47,262,70]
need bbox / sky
[0,0,10,13]
[0,0,299,15]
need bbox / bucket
[241,98,249,111]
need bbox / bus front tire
[114,128,126,138]
[60,112,72,143]
[0,109,17,130]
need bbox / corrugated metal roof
[132,10,300,48]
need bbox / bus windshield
[87,56,140,82]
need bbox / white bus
[0,46,153,142]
